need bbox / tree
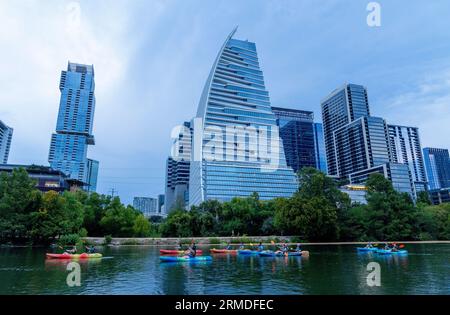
[0,168,41,240]
[133,214,152,237]
[100,197,138,237]
[160,209,193,237]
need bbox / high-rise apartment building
[388,125,427,193]
[86,158,99,192]
[133,197,158,218]
[321,83,415,198]
[189,29,297,206]
[0,120,13,164]
[423,148,450,190]
[48,62,98,187]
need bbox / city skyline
[2,1,450,204]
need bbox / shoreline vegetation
[1,168,449,248]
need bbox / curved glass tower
[189,29,297,206]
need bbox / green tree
[133,214,152,237]
[160,209,193,237]
[100,197,138,237]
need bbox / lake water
[0,244,448,295]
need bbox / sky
[1,0,450,205]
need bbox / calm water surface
[0,244,448,294]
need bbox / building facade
[48,62,98,187]
[86,158,99,192]
[423,147,450,190]
[133,197,158,218]
[189,29,297,207]
[0,120,13,164]
[313,123,328,173]
[272,107,316,173]
[165,121,192,212]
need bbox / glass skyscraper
[48,62,98,189]
[388,125,427,193]
[272,107,316,173]
[188,29,297,206]
[313,123,328,173]
[0,120,13,164]
[423,148,450,190]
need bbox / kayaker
[295,243,302,252]
[365,243,373,249]
[177,242,183,251]
[65,246,77,254]
[257,242,264,251]
[85,245,95,253]
[391,243,399,252]
[384,243,391,250]
[238,243,244,250]
[225,242,232,250]
[187,242,197,258]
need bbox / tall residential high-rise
[48,62,98,186]
[188,29,297,206]
[321,83,415,198]
[313,123,328,173]
[423,148,450,190]
[165,121,192,212]
[388,125,427,193]
[0,120,13,164]
[272,107,316,173]
[321,84,371,176]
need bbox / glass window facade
[48,62,98,186]
[189,29,298,206]
[423,148,450,190]
[0,120,13,164]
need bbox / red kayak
[46,253,102,259]
[210,249,238,254]
[160,249,203,255]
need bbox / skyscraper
[0,120,13,164]
[133,197,158,218]
[272,107,316,173]
[321,83,414,198]
[321,84,371,176]
[313,123,328,173]
[423,148,450,190]
[188,29,297,206]
[86,158,99,192]
[48,62,98,186]
[388,125,427,193]
[165,121,192,211]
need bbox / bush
[208,237,221,244]
[79,228,88,238]
[58,234,80,246]
[103,235,112,245]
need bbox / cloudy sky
[1,0,450,205]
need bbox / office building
[0,120,13,164]
[189,29,297,206]
[48,62,98,186]
[86,158,99,192]
[313,123,328,173]
[429,188,450,205]
[272,107,316,173]
[423,148,450,190]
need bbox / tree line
[0,167,449,244]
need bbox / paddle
[399,244,405,248]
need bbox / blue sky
[1,0,450,205]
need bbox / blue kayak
[376,249,408,255]
[159,256,212,262]
[237,250,260,255]
[356,247,378,252]
[259,250,302,257]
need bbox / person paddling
[295,243,302,252]
[225,242,232,250]
[257,242,264,252]
[238,242,244,250]
[65,245,77,254]
[85,245,95,253]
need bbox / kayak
[259,250,302,257]
[160,249,203,255]
[46,253,102,259]
[376,249,408,255]
[210,249,238,254]
[356,247,378,252]
[237,250,260,255]
[159,256,212,262]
